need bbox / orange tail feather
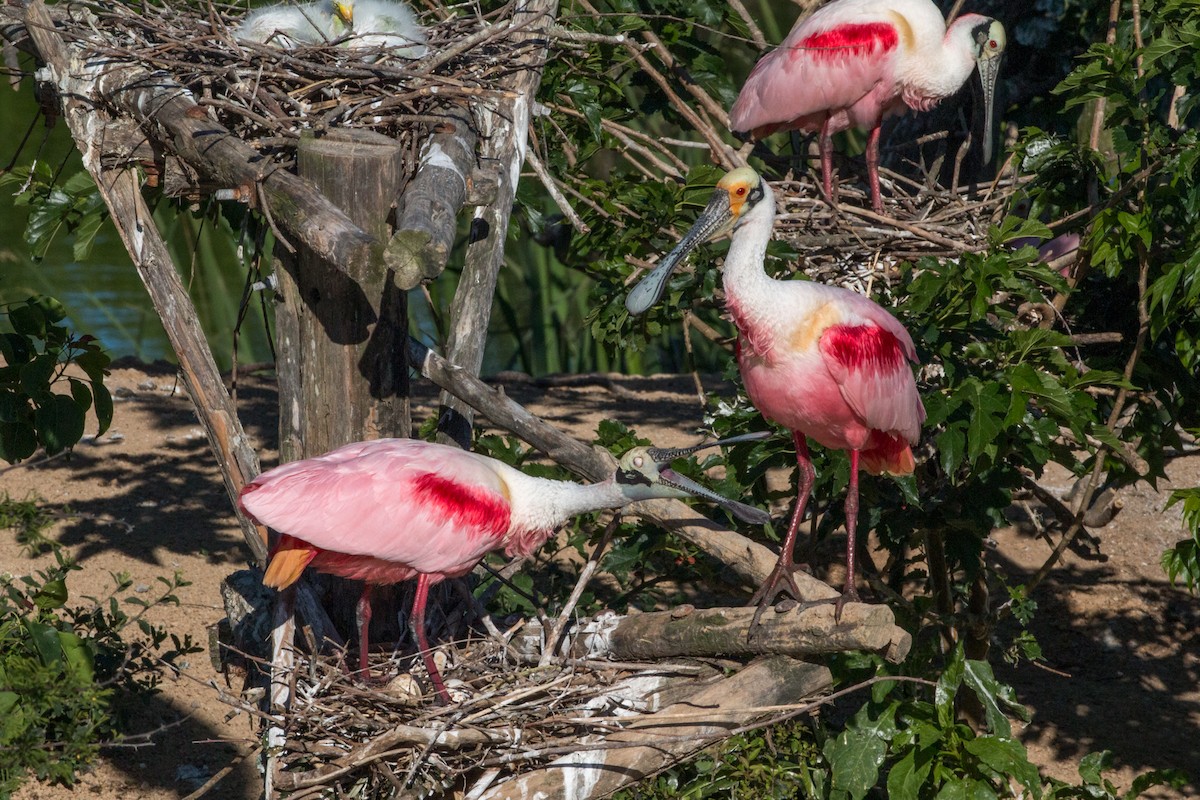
[263,535,317,590]
[861,433,916,476]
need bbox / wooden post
[273,128,411,648]
[436,0,558,448]
[275,129,411,460]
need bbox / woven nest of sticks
[27,0,533,168]
[226,635,775,798]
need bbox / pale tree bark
[437,0,559,448]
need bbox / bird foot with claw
[749,561,810,627]
[831,587,862,623]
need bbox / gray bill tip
[625,263,673,315]
[661,467,771,526]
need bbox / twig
[542,514,620,666]
[525,143,590,234]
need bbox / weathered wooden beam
[436,0,558,449]
[11,2,375,273]
[387,104,477,290]
[477,657,832,800]
[515,602,911,664]
[407,337,840,597]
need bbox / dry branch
[388,104,477,289]
[436,0,559,448]
[514,601,912,664]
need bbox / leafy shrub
[0,295,112,462]
[0,534,201,793]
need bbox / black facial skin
[616,468,654,487]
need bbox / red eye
[989,39,998,49]
[736,186,747,196]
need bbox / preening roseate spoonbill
[239,435,769,703]
[729,0,1006,213]
[626,168,926,616]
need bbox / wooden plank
[513,602,912,663]
[477,657,832,800]
[436,0,558,448]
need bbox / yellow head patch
[717,166,762,218]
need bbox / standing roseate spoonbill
[626,167,926,617]
[729,0,1006,213]
[238,436,769,703]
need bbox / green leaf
[34,393,87,455]
[33,578,69,609]
[1078,750,1113,784]
[961,659,1028,739]
[964,736,1040,794]
[57,629,96,683]
[25,619,65,668]
[20,354,58,397]
[0,420,38,463]
[825,726,887,800]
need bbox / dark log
[514,602,911,664]
[436,0,558,449]
[387,104,477,290]
[20,0,340,648]
[477,657,832,800]
[275,129,410,461]
[407,338,841,598]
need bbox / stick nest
[238,639,716,797]
[52,0,537,168]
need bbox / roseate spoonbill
[238,435,769,702]
[729,0,1006,213]
[626,167,926,616]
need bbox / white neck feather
[502,468,628,536]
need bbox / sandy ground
[3,361,1197,799]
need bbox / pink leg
[865,125,883,214]
[355,584,373,677]
[835,450,864,621]
[819,117,837,207]
[412,573,451,704]
[751,432,816,624]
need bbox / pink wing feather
[730,12,902,136]
[241,439,513,580]
[818,297,925,445]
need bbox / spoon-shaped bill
[659,467,771,525]
[975,20,1006,165]
[625,190,737,316]
[645,431,771,463]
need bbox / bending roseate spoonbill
[238,435,769,703]
[729,0,1006,213]
[626,168,926,616]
